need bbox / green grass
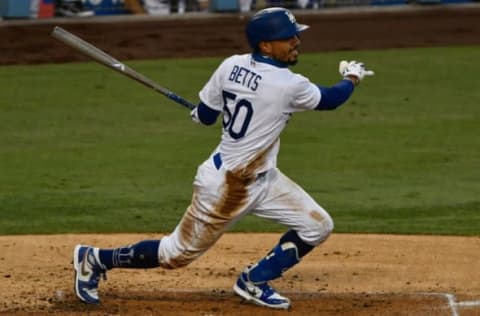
[1,46,479,235]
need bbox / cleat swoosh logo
[80,250,90,277]
[247,286,260,297]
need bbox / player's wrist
[344,76,359,86]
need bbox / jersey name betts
[199,54,322,173]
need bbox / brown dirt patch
[1,233,479,315]
[1,5,480,65]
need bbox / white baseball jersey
[199,53,321,173]
[158,54,333,269]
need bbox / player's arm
[191,102,221,125]
[315,80,354,111]
[191,58,231,125]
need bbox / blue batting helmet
[246,7,309,51]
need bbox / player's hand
[190,107,200,124]
[339,60,374,85]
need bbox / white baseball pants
[158,155,334,269]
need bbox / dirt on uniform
[1,4,480,315]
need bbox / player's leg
[73,238,162,303]
[74,240,164,303]
[74,204,229,304]
[156,155,270,269]
[74,156,263,303]
[233,168,333,309]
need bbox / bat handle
[166,92,196,110]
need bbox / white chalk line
[437,293,480,316]
[133,289,480,315]
[456,301,480,307]
[444,293,460,316]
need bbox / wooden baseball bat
[50,26,196,110]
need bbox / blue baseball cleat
[73,245,107,304]
[233,268,291,309]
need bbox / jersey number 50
[222,90,253,139]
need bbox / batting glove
[339,60,374,85]
[190,107,200,124]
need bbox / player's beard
[288,58,298,66]
[287,47,299,66]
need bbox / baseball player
[73,7,373,309]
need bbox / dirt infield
[1,5,480,315]
[1,233,479,315]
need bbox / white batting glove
[190,107,200,124]
[339,60,374,85]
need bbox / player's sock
[98,240,160,269]
[248,230,314,283]
[279,229,314,258]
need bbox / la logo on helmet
[284,11,296,24]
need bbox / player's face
[261,35,301,66]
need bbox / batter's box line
[427,293,480,316]
[138,288,480,314]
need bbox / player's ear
[258,41,272,55]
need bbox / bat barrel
[51,26,196,111]
[51,26,117,66]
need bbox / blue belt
[213,152,222,170]
[213,152,268,180]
